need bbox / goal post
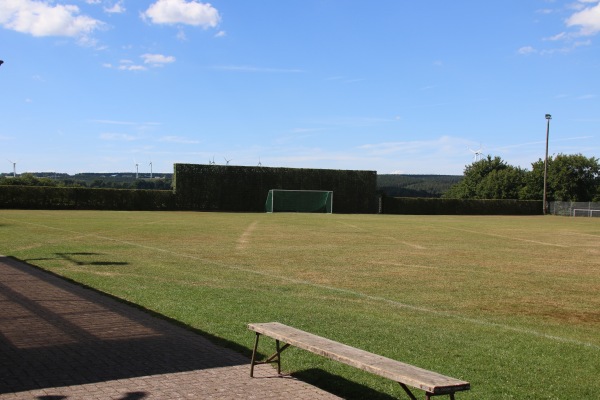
[572,208,600,217]
[265,190,333,213]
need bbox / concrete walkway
[0,256,341,399]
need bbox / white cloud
[0,0,104,38]
[212,65,305,73]
[142,0,220,28]
[100,133,138,141]
[566,1,600,35]
[546,32,567,41]
[159,136,200,144]
[119,64,146,71]
[141,53,176,66]
[90,119,138,125]
[103,61,147,71]
[359,136,468,157]
[104,1,125,14]
[104,54,174,71]
[517,46,537,55]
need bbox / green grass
[1,210,599,399]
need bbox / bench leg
[249,334,291,378]
[399,383,418,400]
[275,340,282,374]
[399,383,457,400]
[250,332,260,377]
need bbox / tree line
[0,173,173,190]
[443,153,599,202]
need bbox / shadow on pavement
[293,368,399,400]
[0,256,248,394]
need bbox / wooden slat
[248,322,470,395]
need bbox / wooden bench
[248,322,470,400]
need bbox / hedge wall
[381,197,543,215]
[173,164,378,213]
[0,186,175,211]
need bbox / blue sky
[1,0,599,175]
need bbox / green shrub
[382,197,542,215]
[0,186,176,211]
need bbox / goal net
[265,190,333,213]
[572,209,600,217]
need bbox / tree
[0,173,56,187]
[521,153,600,201]
[443,156,526,199]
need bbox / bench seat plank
[248,322,469,395]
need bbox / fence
[548,201,600,217]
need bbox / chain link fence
[549,201,600,217]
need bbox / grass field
[1,210,599,399]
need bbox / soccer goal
[265,189,333,213]
[572,209,600,217]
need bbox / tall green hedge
[173,164,378,213]
[382,196,542,215]
[0,186,175,210]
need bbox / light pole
[543,114,551,215]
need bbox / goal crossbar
[265,189,333,213]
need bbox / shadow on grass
[292,368,399,400]
[24,252,130,267]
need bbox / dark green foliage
[377,175,462,198]
[382,197,542,215]
[0,173,63,187]
[0,186,175,210]
[445,153,599,202]
[521,154,600,201]
[173,164,378,213]
[443,156,527,200]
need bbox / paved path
[0,256,341,399]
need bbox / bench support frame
[250,331,458,400]
[250,332,292,377]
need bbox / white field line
[336,221,362,230]
[445,227,568,248]
[369,261,446,271]
[380,236,427,250]
[336,222,427,250]
[561,230,600,241]
[3,217,598,350]
[236,221,258,250]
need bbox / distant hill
[32,172,174,182]
[377,174,463,198]
[0,172,173,190]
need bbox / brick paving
[0,256,341,399]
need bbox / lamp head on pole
[545,114,552,120]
